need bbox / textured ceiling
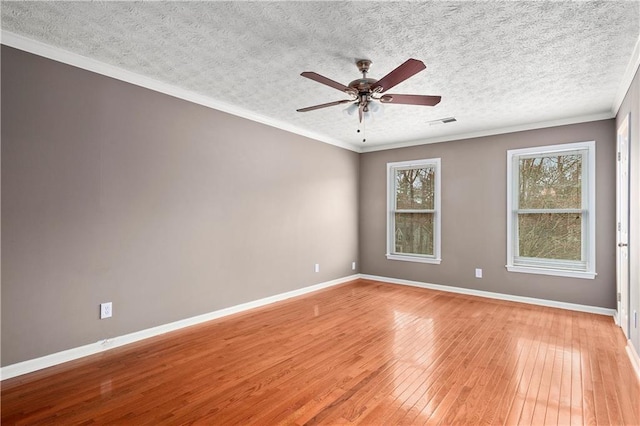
[2,1,639,152]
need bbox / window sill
[506,265,596,280]
[386,254,442,264]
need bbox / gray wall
[359,120,616,308]
[617,66,639,354]
[0,44,625,368]
[1,47,359,366]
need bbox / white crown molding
[3,31,627,156]
[0,274,358,381]
[360,112,615,153]
[0,31,360,153]
[612,33,640,115]
[360,274,617,317]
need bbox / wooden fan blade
[297,99,352,112]
[301,72,351,92]
[379,94,441,106]
[371,59,426,93]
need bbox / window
[387,158,441,264]
[506,141,596,279]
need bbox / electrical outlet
[314,263,320,273]
[100,302,112,319]
[352,261,356,270]
[475,268,483,278]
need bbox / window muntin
[507,142,595,279]
[387,159,441,264]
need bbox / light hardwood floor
[2,279,639,425]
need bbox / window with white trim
[387,158,441,264]
[506,141,596,279]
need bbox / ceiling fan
[297,58,441,123]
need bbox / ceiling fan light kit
[297,58,442,141]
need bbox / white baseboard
[0,275,358,381]
[627,340,640,382]
[1,273,617,381]
[360,274,616,317]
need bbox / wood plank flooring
[2,279,639,425]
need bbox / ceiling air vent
[428,117,457,126]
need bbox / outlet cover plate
[100,302,112,319]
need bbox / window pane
[519,154,582,209]
[395,213,434,255]
[518,213,581,260]
[396,167,435,209]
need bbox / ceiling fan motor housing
[348,78,377,94]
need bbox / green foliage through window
[395,168,435,210]
[393,166,436,257]
[517,152,584,262]
[518,213,582,260]
[507,142,595,277]
[395,213,434,255]
[519,154,582,210]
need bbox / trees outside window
[507,142,596,279]
[387,159,441,264]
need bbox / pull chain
[357,117,366,143]
[362,117,366,143]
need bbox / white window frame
[506,141,596,279]
[386,158,441,264]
